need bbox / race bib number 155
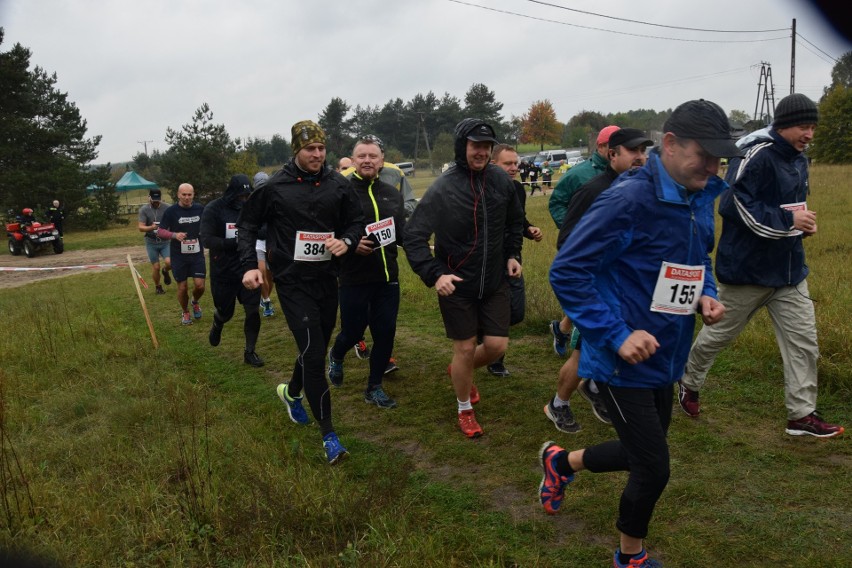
[650,261,705,315]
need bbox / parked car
[565,156,585,168]
[395,161,415,177]
[534,149,581,167]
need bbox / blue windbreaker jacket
[549,151,726,388]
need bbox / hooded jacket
[550,151,725,388]
[404,119,524,298]
[715,128,810,287]
[200,174,252,280]
[236,160,365,283]
[339,173,406,286]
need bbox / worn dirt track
[0,245,149,290]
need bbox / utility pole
[790,18,796,95]
[137,140,153,155]
[416,113,434,174]
[753,62,776,125]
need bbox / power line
[796,39,836,66]
[524,0,789,33]
[448,0,788,43]
[796,32,839,63]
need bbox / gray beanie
[253,171,269,189]
[772,93,818,130]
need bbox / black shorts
[171,253,206,282]
[438,281,510,340]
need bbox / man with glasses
[541,100,736,568]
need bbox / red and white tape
[0,263,129,272]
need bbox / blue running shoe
[613,548,662,567]
[550,320,569,357]
[327,350,344,387]
[276,383,309,425]
[191,300,202,319]
[261,299,274,317]
[539,441,573,514]
[322,432,349,465]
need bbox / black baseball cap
[467,123,499,144]
[663,99,741,158]
[149,189,162,200]
[608,128,654,150]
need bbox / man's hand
[436,274,463,297]
[792,209,817,236]
[355,236,376,256]
[698,295,725,325]
[325,237,349,257]
[528,226,543,242]
[507,258,522,278]
[242,269,263,290]
[617,330,660,364]
[174,231,187,241]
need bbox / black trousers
[582,383,673,539]
[331,281,400,389]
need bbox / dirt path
[0,245,149,290]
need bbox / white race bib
[365,217,396,248]
[294,231,333,261]
[650,262,705,315]
[780,201,806,236]
[181,239,201,254]
[225,222,237,239]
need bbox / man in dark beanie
[679,93,844,438]
[236,120,365,465]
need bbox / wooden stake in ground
[127,253,159,349]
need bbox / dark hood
[224,174,252,209]
[453,118,496,171]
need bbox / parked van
[395,161,415,177]
[534,149,580,167]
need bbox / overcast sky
[2,0,849,164]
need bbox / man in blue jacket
[540,100,736,568]
[678,93,843,438]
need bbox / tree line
[3,26,851,231]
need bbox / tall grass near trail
[0,165,849,566]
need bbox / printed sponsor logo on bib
[650,261,704,315]
[780,201,806,236]
[294,231,333,261]
[225,222,237,239]
[181,238,201,254]
[365,217,396,248]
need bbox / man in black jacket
[328,137,406,409]
[200,174,264,367]
[237,120,365,465]
[405,118,524,439]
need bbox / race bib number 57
[650,262,705,315]
[294,231,333,261]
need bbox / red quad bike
[7,219,64,258]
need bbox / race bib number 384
[650,262,705,315]
[294,231,333,261]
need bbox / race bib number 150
[294,231,333,261]
[365,217,396,248]
[650,261,705,315]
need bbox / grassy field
[0,166,849,566]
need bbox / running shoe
[276,383,309,425]
[785,411,844,438]
[191,300,202,319]
[578,380,611,424]
[487,361,511,377]
[261,299,274,317]
[458,409,483,438]
[162,267,171,285]
[544,398,581,433]
[181,311,192,326]
[539,441,573,514]
[322,432,349,465]
[613,548,663,568]
[355,339,370,360]
[550,320,569,357]
[327,350,344,387]
[209,323,222,346]
[678,382,700,418]
[244,351,264,368]
[384,358,399,375]
[155,285,165,295]
[364,386,398,409]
